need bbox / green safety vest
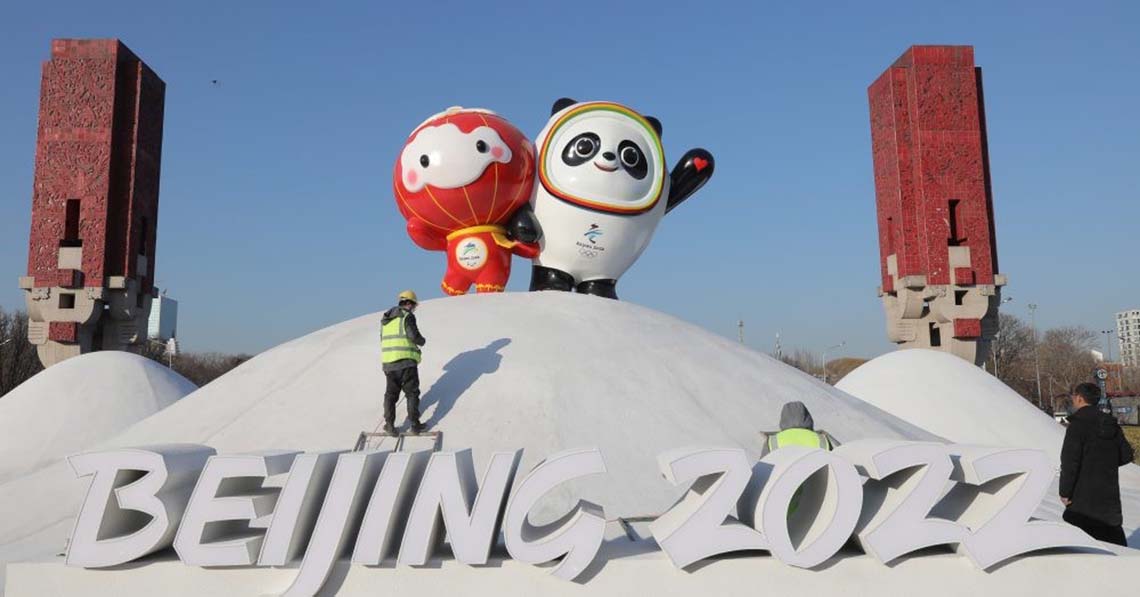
[380,311,421,364]
[768,428,832,452]
[768,428,832,517]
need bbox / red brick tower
[17,39,165,367]
[868,46,1006,366]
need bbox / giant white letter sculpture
[747,446,863,568]
[259,451,343,566]
[63,440,1114,589]
[398,450,522,565]
[650,447,768,568]
[503,448,607,581]
[173,451,299,566]
[837,440,965,563]
[281,450,390,597]
[351,449,430,566]
[944,446,1105,569]
[67,445,215,567]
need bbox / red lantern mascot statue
[394,107,539,295]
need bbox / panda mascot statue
[509,98,715,299]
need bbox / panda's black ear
[552,98,577,115]
[645,116,663,137]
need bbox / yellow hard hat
[397,290,419,304]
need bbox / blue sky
[1,1,1137,358]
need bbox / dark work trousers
[1063,508,1128,546]
[384,367,422,426]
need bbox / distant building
[1118,309,1140,367]
[148,294,178,341]
[1109,395,1140,426]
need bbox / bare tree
[0,307,44,398]
[136,342,251,388]
[827,357,869,384]
[990,313,1039,401]
[1120,366,1140,396]
[174,352,252,387]
[779,348,823,379]
[1038,326,1099,401]
[1,306,249,395]
[984,316,1127,410]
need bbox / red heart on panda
[693,157,709,172]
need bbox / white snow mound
[90,291,937,517]
[837,348,1140,547]
[837,349,1064,456]
[0,351,195,484]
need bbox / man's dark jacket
[1060,405,1135,526]
[380,306,426,373]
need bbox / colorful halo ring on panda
[537,102,667,215]
[393,107,536,233]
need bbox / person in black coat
[1059,382,1135,546]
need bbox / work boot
[409,421,426,435]
[382,422,396,435]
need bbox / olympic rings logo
[578,248,599,259]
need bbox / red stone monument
[868,45,1006,366]
[18,39,165,367]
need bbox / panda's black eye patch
[562,132,600,166]
[618,140,648,180]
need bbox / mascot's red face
[394,109,535,233]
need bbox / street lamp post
[993,330,1002,378]
[165,338,179,368]
[1028,303,1043,409]
[148,337,178,368]
[1100,330,1115,363]
[1100,330,1116,394]
[822,341,846,384]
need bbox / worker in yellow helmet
[380,290,427,435]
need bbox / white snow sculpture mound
[838,348,1140,547]
[0,292,938,575]
[0,351,195,484]
[837,349,1064,457]
[88,291,936,518]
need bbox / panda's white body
[530,101,671,283]
[533,189,667,282]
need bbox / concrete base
[6,541,1138,597]
[21,278,153,368]
[879,252,1005,367]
